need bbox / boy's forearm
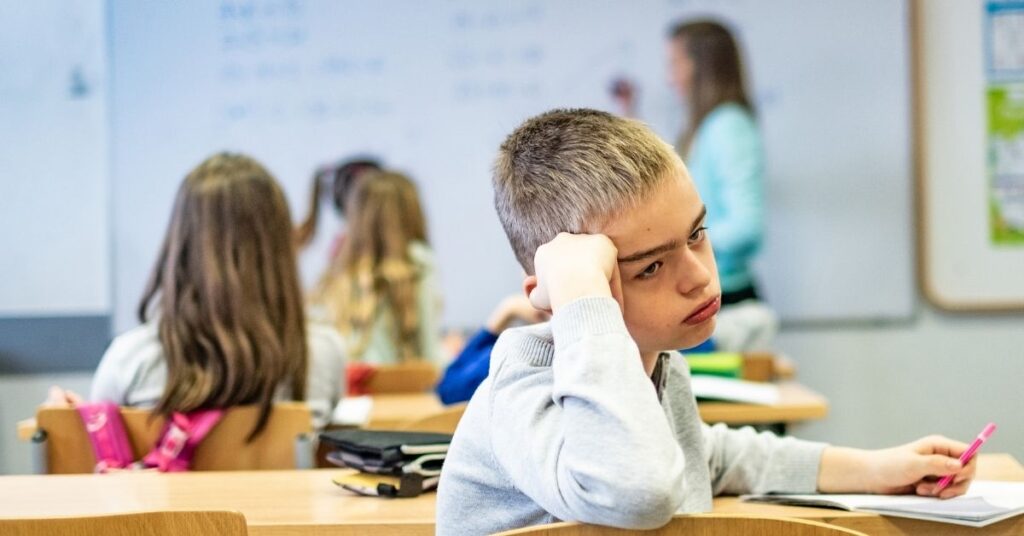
[703,422,825,496]
[817,446,873,493]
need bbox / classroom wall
[782,304,1024,462]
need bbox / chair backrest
[365,361,440,394]
[0,510,248,536]
[398,403,467,434]
[35,402,312,474]
[493,514,869,536]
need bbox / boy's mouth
[683,296,720,325]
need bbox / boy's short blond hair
[493,108,678,273]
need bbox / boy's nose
[676,249,712,296]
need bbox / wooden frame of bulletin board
[915,0,1024,311]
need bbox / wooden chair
[31,402,313,474]
[365,361,440,394]
[493,514,869,536]
[0,510,247,536]
[398,402,467,434]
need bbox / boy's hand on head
[527,233,622,313]
[820,436,975,498]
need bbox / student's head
[341,169,429,263]
[494,109,720,351]
[296,157,382,247]
[138,152,307,439]
[316,170,430,362]
[668,19,752,150]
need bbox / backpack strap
[142,408,225,472]
[76,402,136,473]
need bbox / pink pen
[935,422,997,491]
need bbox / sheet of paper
[689,375,780,405]
[331,395,373,426]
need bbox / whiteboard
[919,0,1024,310]
[0,1,109,316]
[109,0,914,331]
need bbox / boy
[436,109,975,535]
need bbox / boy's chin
[640,318,717,355]
[676,318,717,350]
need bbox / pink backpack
[76,402,224,473]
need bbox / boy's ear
[522,275,538,300]
[522,274,552,314]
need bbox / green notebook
[684,352,743,378]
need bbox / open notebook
[742,480,1024,528]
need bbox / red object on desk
[346,362,378,396]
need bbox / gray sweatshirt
[436,297,825,535]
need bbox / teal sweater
[685,103,765,293]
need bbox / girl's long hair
[138,153,307,440]
[295,158,381,248]
[671,20,754,153]
[313,170,429,363]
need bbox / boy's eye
[689,226,708,244]
[637,261,663,280]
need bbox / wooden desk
[16,418,36,442]
[0,455,1019,534]
[364,393,444,430]
[698,382,829,426]
[0,469,435,536]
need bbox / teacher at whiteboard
[616,19,764,309]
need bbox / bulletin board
[917,0,1024,311]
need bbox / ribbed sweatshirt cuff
[771,439,828,493]
[550,296,628,350]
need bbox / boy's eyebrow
[616,206,707,264]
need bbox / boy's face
[599,163,720,355]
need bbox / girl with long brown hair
[311,170,442,365]
[90,153,345,434]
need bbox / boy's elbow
[621,486,684,529]
[566,469,685,529]
[612,450,687,527]
[595,484,683,529]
